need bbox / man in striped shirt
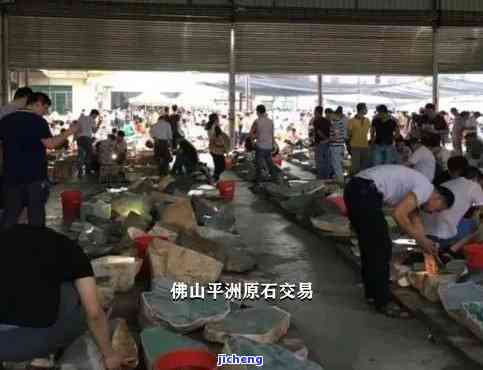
[329,109,347,183]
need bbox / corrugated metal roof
[358,0,433,10]
[441,0,483,12]
[275,0,355,8]
[438,27,483,73]
[8,16,230,72]
[235,23,433,74]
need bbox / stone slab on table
[203,306,290,344]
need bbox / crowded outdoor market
[4,1,483,370]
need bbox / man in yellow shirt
[347,103,371,175]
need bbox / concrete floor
[45,170,481,370]
[230,177,481,370]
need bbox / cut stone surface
[91,256,142,293]
[222,337,323,370]
[111,192,151,219]
[112,319,139,369]
[140,278,231,333]
[148,238,223,284]
[60,319,132,370]
[203,306,290,344]
[141,327,208,370]
[123,211,151,233]
[310,213,351,237]
[161,198,198,233]
[97,285,115,311]
[439,281,483,312]
[407,271,458,303]
[462,301,483,341]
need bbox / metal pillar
[245,74,251,112]
[1,10,9,105]
[228,25,236,142]
[432,25,439,110]
[317,74,323,107]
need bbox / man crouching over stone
[0,225,129,369]
[344,165,454,318]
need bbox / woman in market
[206,113,231,182]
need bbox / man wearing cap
[344,165,454,318]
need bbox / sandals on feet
[376,303,412,319]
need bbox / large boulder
[80,200,112,221]
[111,192,151,220]
[203,306,290,344]
[140,278,231,333]
[147,238,223,284]
[161,198,198,233]
[123,211,151,233]
[91,256,142,293]
[196,227,256,273]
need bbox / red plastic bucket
[273,154,282,167]
[217,181,235,202]
[61,190,82,224]
[154,349,217,370]
[217,180,236,202]
[134,235,167,259]
[135,235,167,279]
[464,244,483,270]
[326,195,348,217]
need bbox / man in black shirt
[0,93,78,228]
[0,226,126,369]
[370,105,399,166]
[311,106,331,179]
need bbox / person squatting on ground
[0,225,133,369]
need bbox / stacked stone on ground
[147,238,223,284]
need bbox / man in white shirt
[75,109,100,177]
[344,165,454,317]
[250,105,280,185]
[423,168,483,255]
[150,116,173,176]
[407,138,436,182]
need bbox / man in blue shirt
[0,93,78,228]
